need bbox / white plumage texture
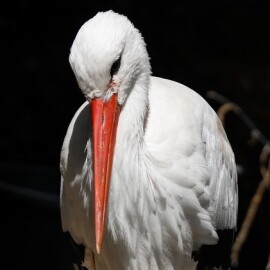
[60,10,238,270]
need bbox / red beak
[90,93,121,254]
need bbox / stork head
[69,10,150,104]
[69,11,150,254]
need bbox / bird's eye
[110,57,121,77]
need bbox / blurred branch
[231,168,270,267]
[207,91,270,146]
[260,144,270,178]
[216,102,239,126]
[0,180,59,209]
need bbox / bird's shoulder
[147,76,212,137]
[146,76,213,166]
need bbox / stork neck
[117,76,149,146]
[108,73,152,246]
[110,75,150,212]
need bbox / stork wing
[202,105,238,230]
[147,77,238,231]
[60,101,95,247]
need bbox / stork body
[60,11,237,270]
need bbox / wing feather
[202,104,238,229]
[60,101,94,247]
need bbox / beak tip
[96,227,103,254]
[96,243,101,254]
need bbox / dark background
[1,1,270,269]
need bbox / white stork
[60,10,238,270]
